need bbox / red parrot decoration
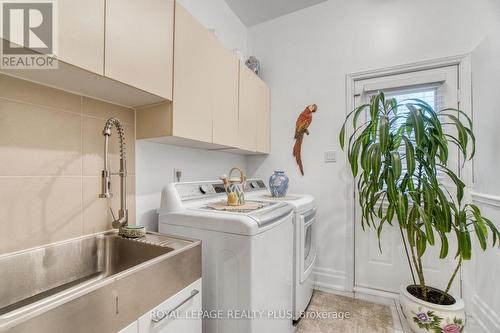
[293,104,317,175]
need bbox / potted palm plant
[339,92,500,333]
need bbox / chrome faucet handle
[109,206,117,221]
[108,203,125,229]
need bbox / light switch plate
[324,150,336,163]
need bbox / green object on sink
[119,225,146,238]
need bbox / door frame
[344,54,473,294]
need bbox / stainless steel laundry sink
[0,231,201,332]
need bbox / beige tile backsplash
[0,98,82,176]
[0,74,81,114]
[82,97,135,125]
[0,177,82,254]
[0,74,136,254]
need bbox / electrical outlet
[324,150,336,163]
[174,168,182,182]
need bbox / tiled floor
[295,290,394,332]
[312,287,484,333]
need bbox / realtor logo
[1,0,57,69]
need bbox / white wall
[470,28,500,332]
[472,28,500,197]
[246,0,500,296]
[136,142,246,230]
[177,0,247,57]
[136,0,248,231]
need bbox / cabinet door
[238,65,259,151]
[211,41,239,147]
[172,5,213,143]
[105,0,174,99]
[138,279,202,333]
[256,81,271,153]
[58,0,104,74]
[239,66,270,153]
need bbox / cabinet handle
[151,289,200,323]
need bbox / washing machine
[246,179,316,321]
[157,180,294,333]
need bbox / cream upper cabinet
[136,4,270,154]
[172,5,213,143]
[58,0,104,74]
[173,3,238,146]
[237,65,257,151]
[256,78,270,153]
[211,38,239,147]
[238,65,270,152]
[138,4,239,148]
[105,0,174,100]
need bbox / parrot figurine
[293,104,318,175]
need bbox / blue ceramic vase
[269,171,289,197]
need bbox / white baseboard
[313,266,347,292]
[472,295,500,333]
[353,286,399,300]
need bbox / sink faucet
[99,117,128,229]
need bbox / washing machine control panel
[175,179,268,201]
[246,180,266,190]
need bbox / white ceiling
[225,0,327,26]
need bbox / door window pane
[369,85,443,172]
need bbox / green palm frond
[339,92,499,303]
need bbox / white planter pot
[399,284,465,333]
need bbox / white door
[353,66,462,296]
